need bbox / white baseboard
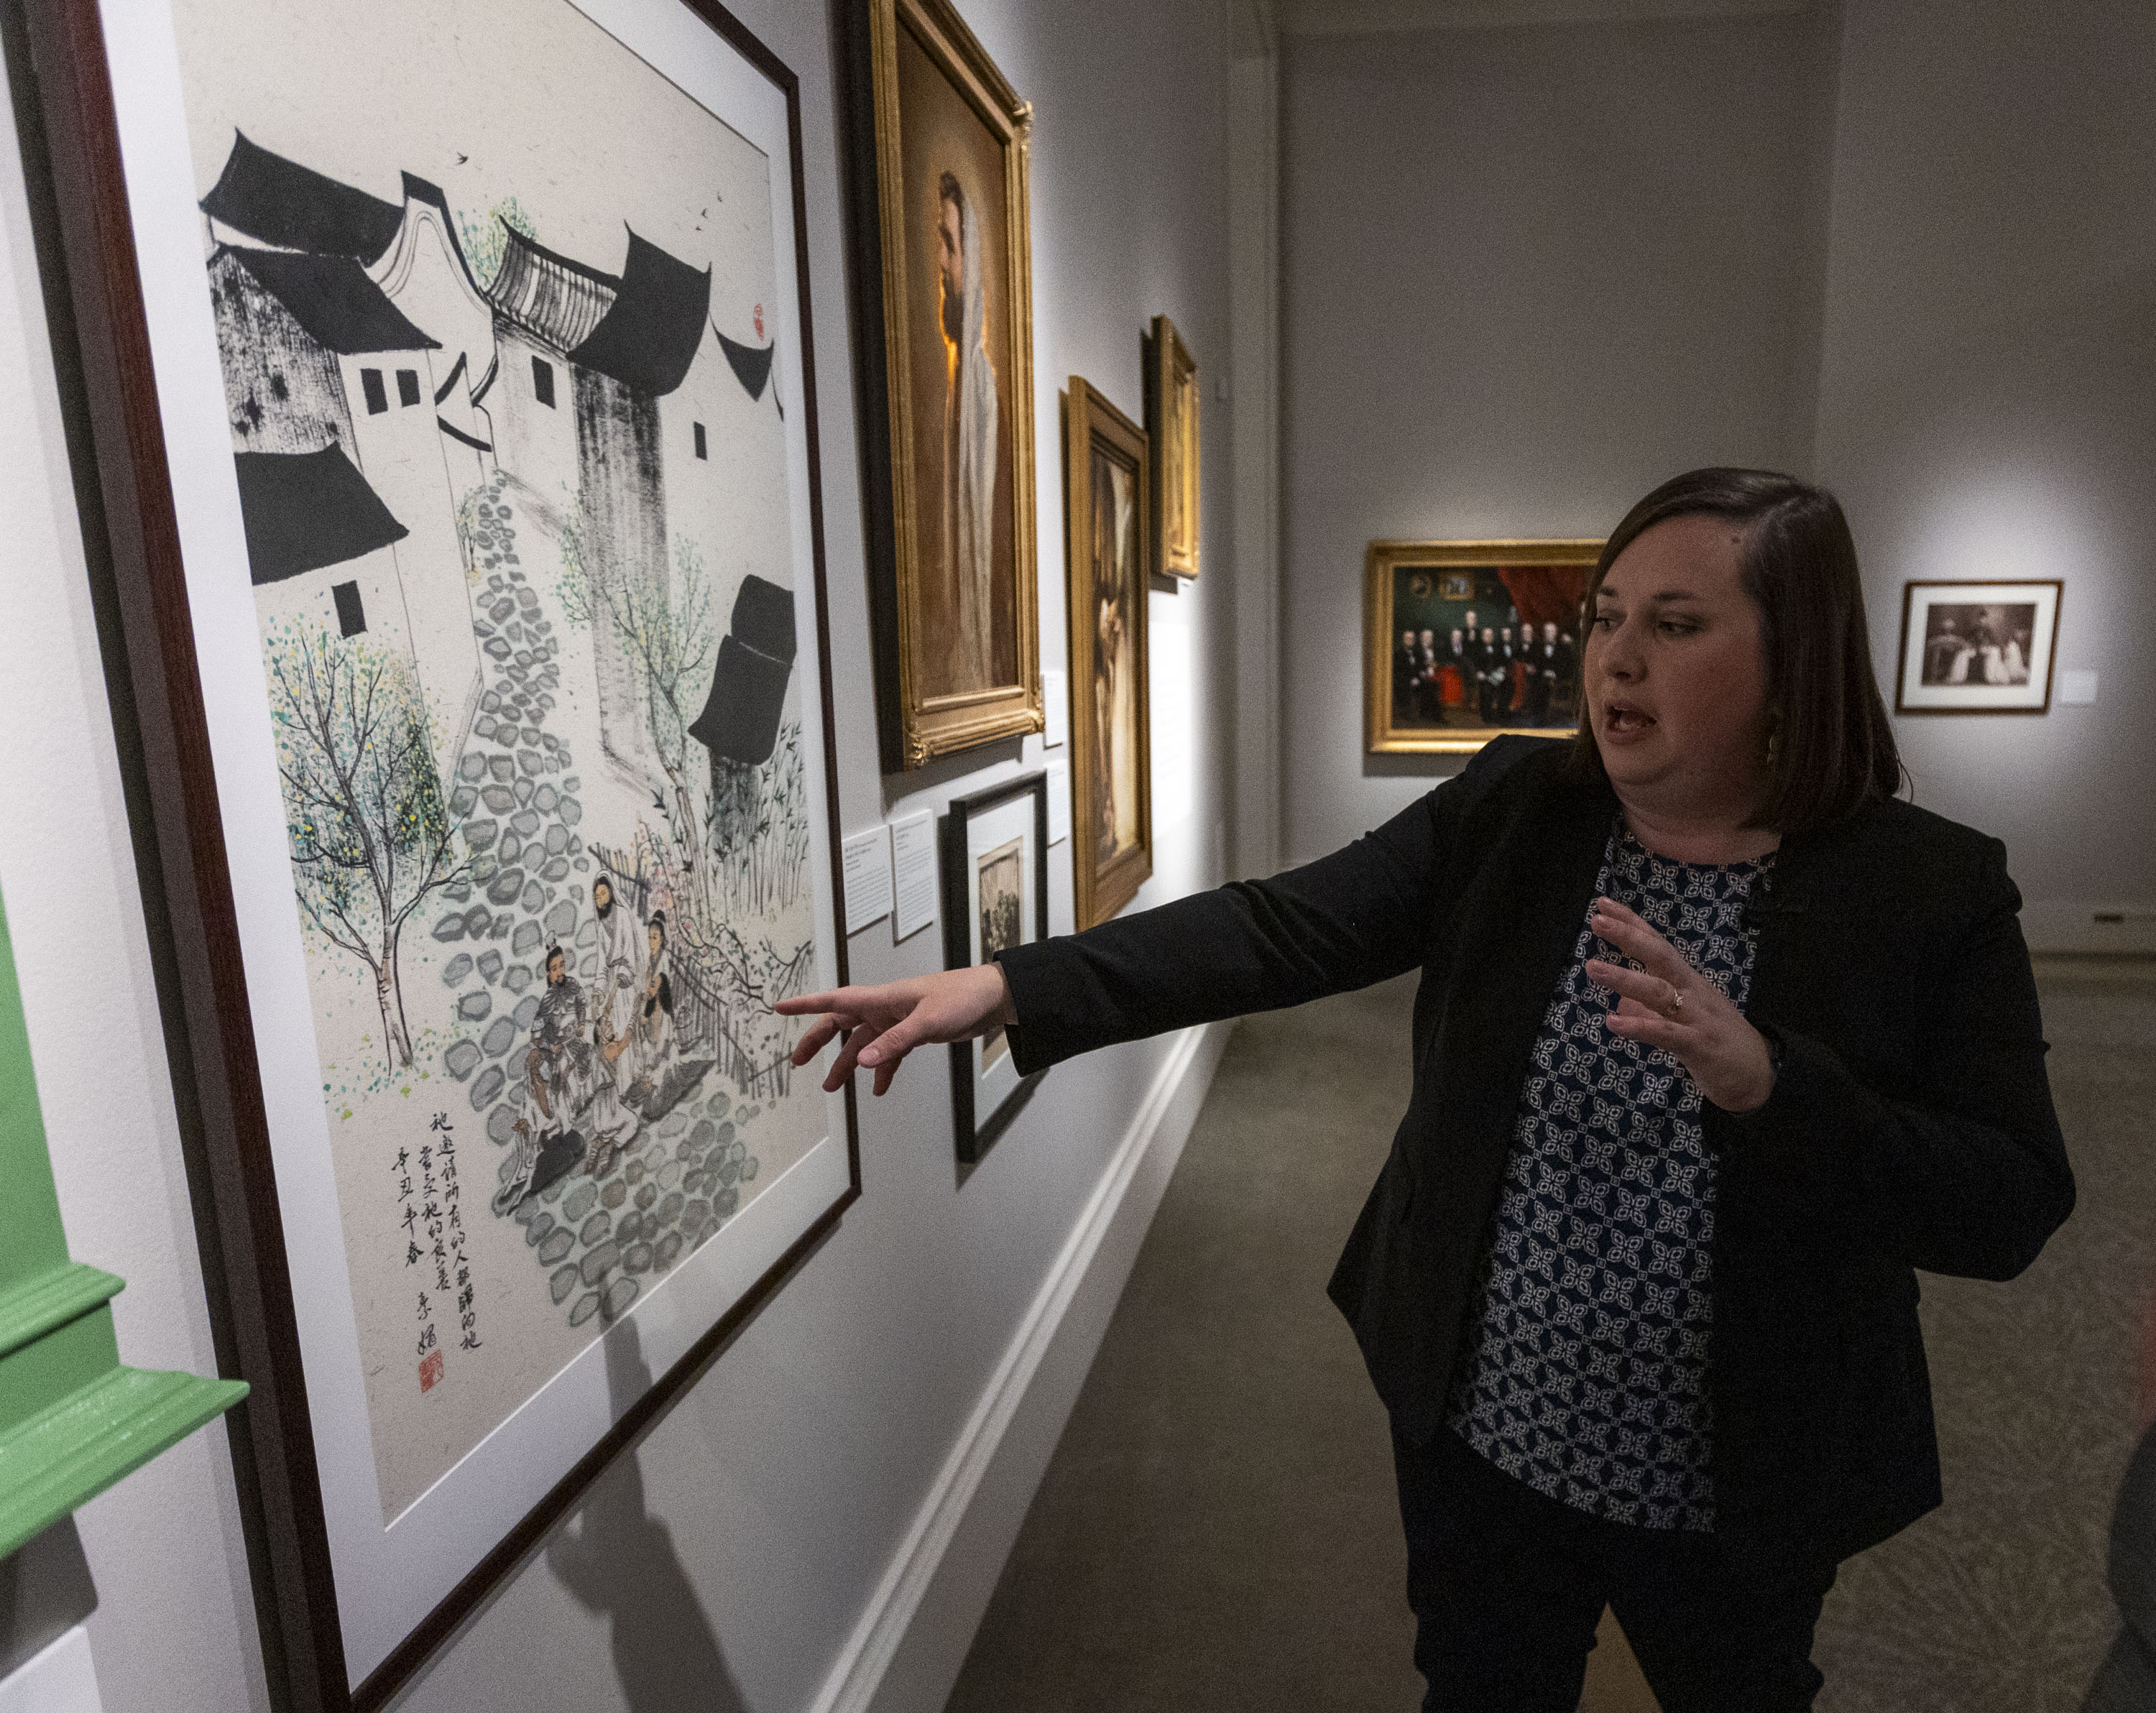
[808,1020,1235,1713]
[0,1629,101,1713]
[2019,899,2156,956]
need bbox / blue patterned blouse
[1444,820,1773,1533]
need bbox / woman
[778,468,2073,1709]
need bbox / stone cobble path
[430,474,757,1329]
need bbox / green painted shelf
[0,1360,248,1561]
[0,888,245,1562]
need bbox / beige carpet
[945,966,2151,1712]
[1812,964,2156,1712]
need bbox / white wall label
[1042,669,1069,749]
[1046,762,1072,846]
[891,811,939,943]
[2059,669,2098,705]
[842,827,893,935]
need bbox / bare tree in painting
[562,528,716,912]
[267,627,469,1071]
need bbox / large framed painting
[26,0,857,1705]
[1145,314,1199,580]
[842,0,1043,770]
[1365,538,1605,756]
[1064,379,1153,928]
[1895,580,2062,714]
[941,771,1048,1163]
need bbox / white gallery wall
[0,0,1238,1710]
[1810,0,2156,948]
[0,20,267,1708]
[1279,0,2156,945]
[1279,3,1842,862]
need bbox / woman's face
[648,924,661,956]
[1585,514,1772,817]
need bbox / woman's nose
[1600,624,1644,679]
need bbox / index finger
[775,988,860,1017]
[1589,897,1694,985]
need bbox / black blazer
[998,736,2073,1564]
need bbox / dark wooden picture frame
[838,0,1044,772]
[1894,578,2063,715]
[1063,377,1153,929]
[940,770,1048,1163]
[20,1,857,1707]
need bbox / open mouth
[1603,705,1656,735]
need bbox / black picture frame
[941,771,1049,1163]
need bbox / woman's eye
[1657,620,1696,637]
[1591,614,1617,630]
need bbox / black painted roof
[201,131,404,264]
[235,445,408,583]
[486,224,709,396]
[569,232,711,397]
[224,246,439,356]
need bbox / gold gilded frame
[849,0,1042,770]
[1365,537,1605,755]
[1144,315,1199,579]
[1064,379,1154,927]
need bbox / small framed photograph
[1895,581,2062,714]
[941,772,1049,1163]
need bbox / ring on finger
[1662,988,1686,1020]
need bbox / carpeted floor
[944,966,2153,1713]
[1813,965,2156,1712]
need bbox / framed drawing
[25,0,857,1705]
[1145,314,1199,580]
[941,772,1048,1163]
[1365,538,1605,755]
[1895,581,2062,714]
[841,0,1043,771]
[1064,379,1153,928]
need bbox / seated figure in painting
[495,940,643,1214]
[1439,629,1468,720]
[1395,628,1421,724]
[1475,627,1506,724]
[624,911,681,1109]
[496,946,591,1214]
[591,875,643,1088]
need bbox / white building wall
[340,349,482,784]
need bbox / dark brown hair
[1573,467,1902,832]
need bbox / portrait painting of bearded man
[897,25,1019,701]
[852,0,1041,769]
[931,170,1003,694]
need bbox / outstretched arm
[776,736,1548,1098]
[778,963,1015,1096]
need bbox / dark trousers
[1393,1428,1836,1712]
